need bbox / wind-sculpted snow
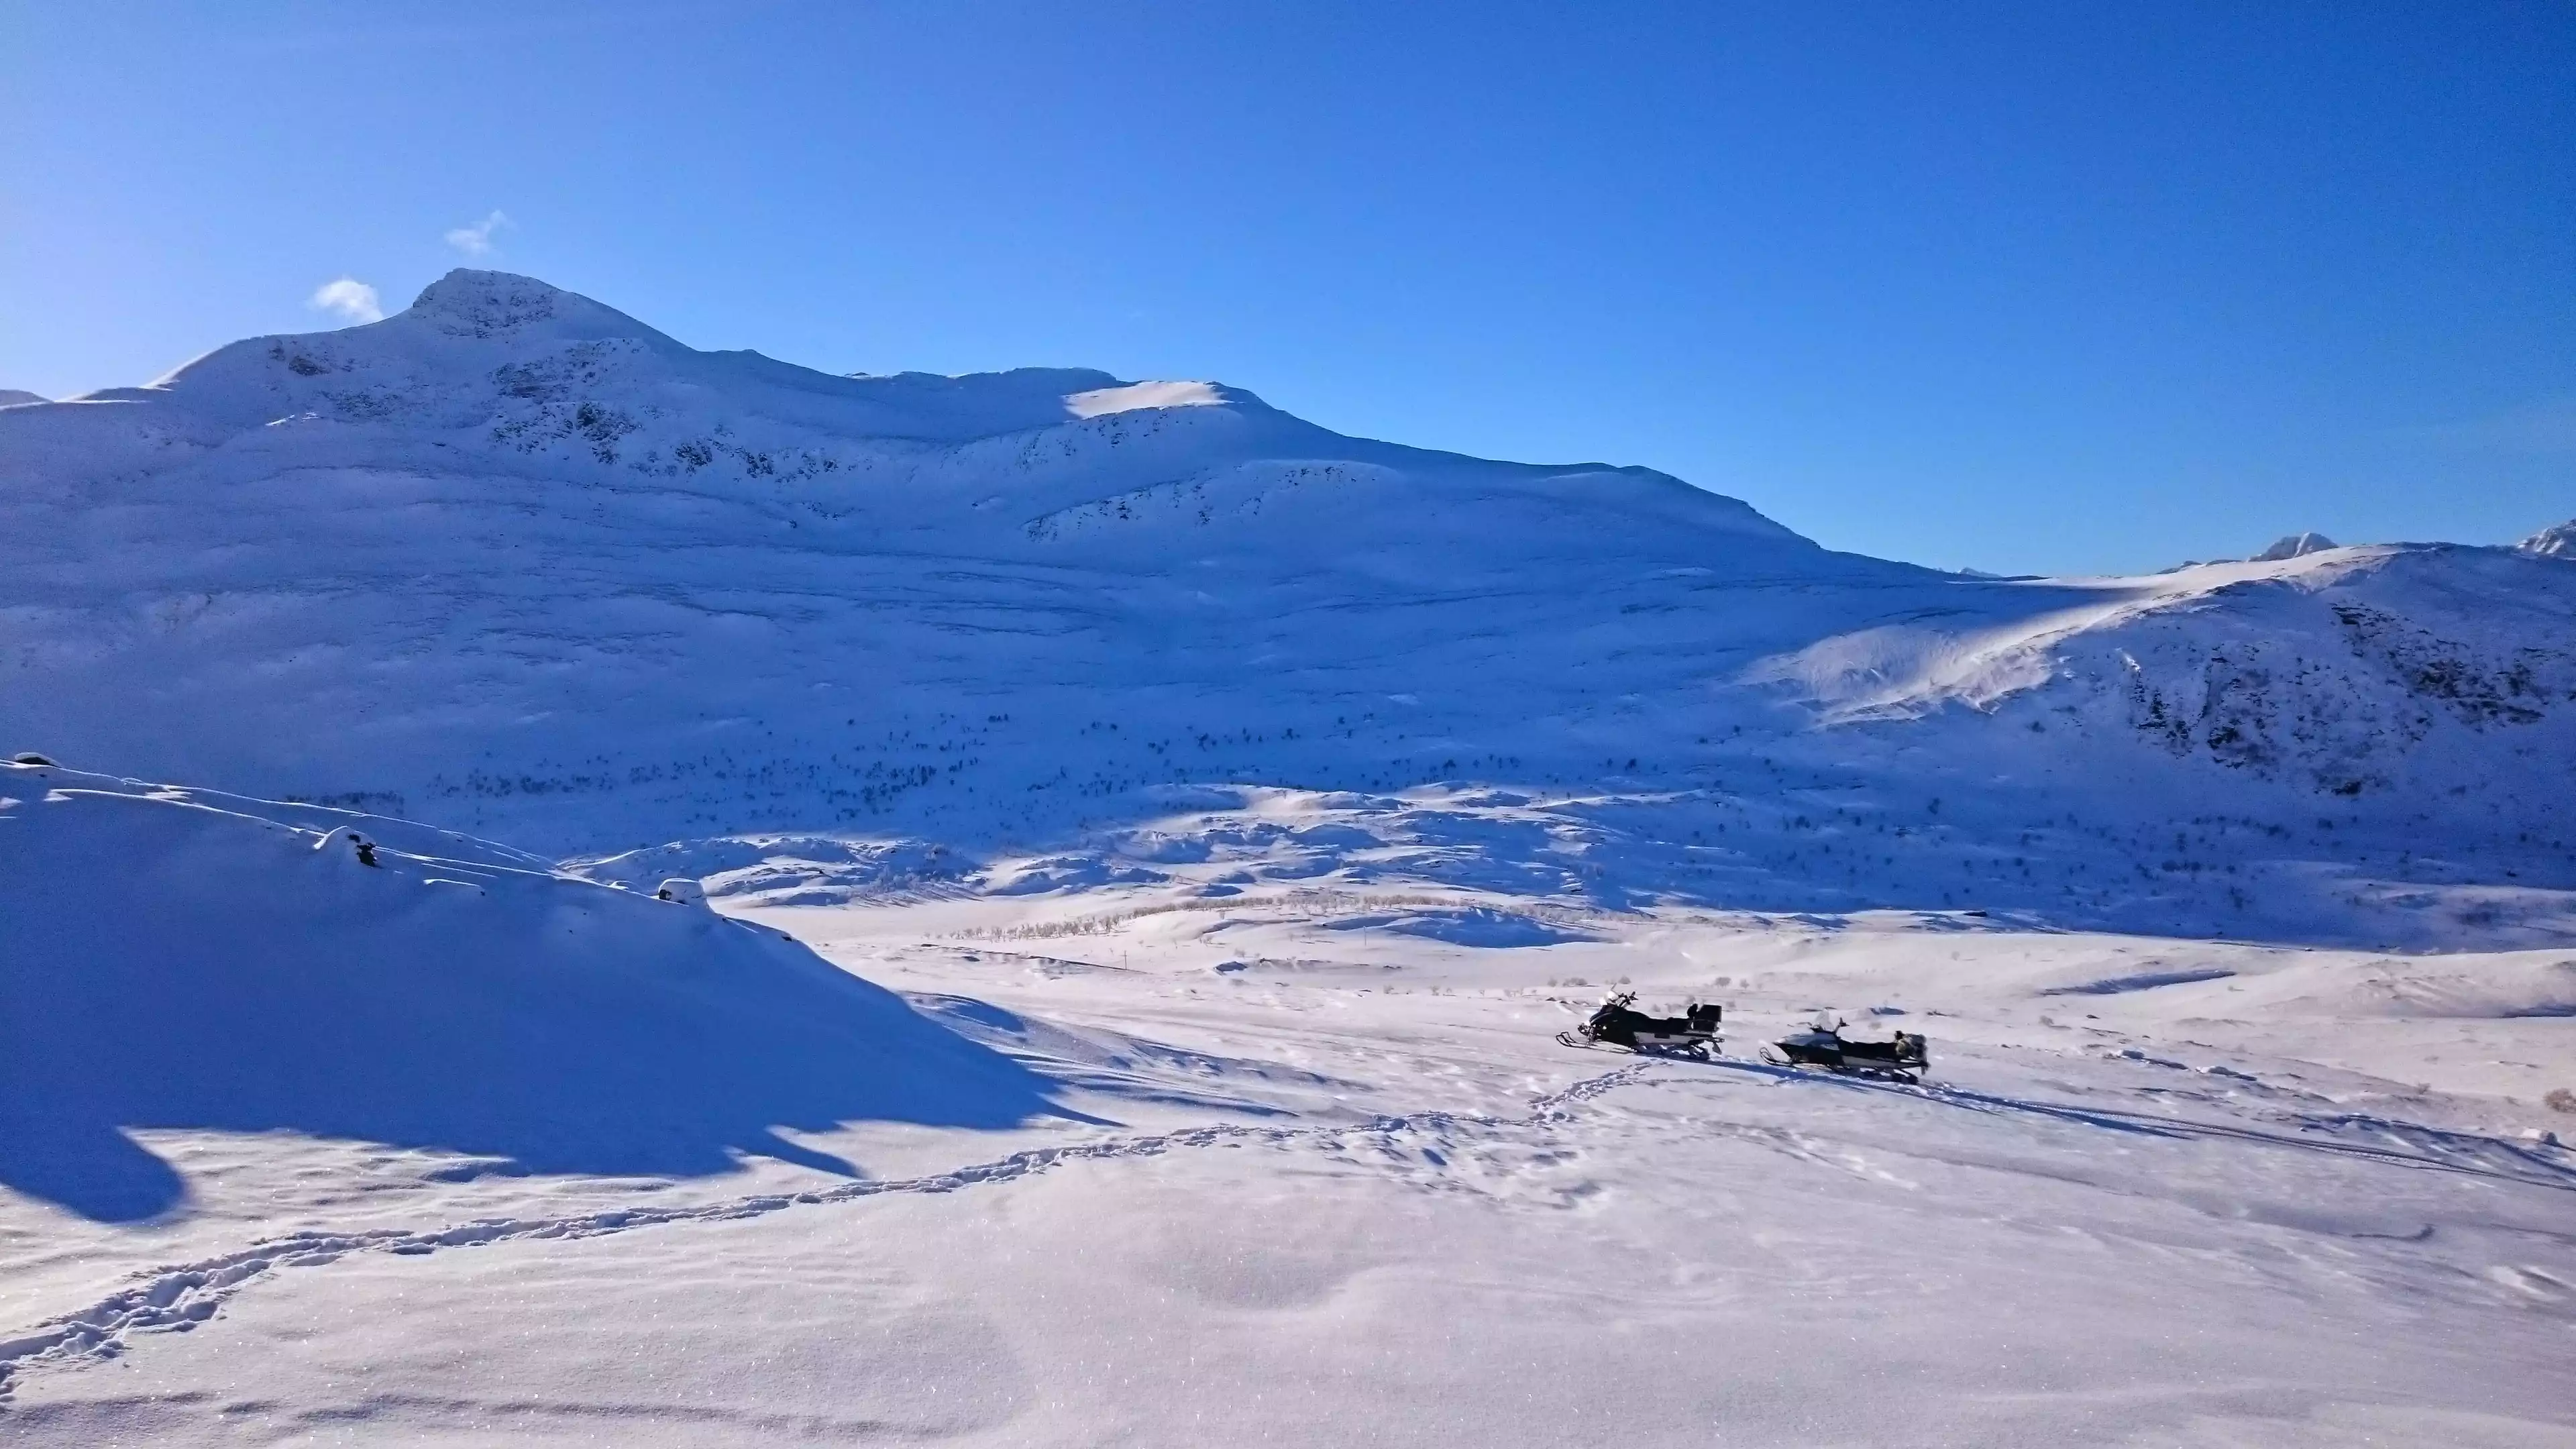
[1,271,2571,947]
[0,763,1072,1224]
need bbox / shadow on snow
[0,881,1102,1226]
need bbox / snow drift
[0,761,1064,1223]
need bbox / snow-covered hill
[1,270,2569,945]
[0,761,1058,1230]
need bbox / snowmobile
[1762,1017,1929,1082]
[1558,991,1722,1057]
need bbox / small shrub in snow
[2547,1087,2576,1114]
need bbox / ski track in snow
[0,1061,1661,1401]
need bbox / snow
[2,276,2566,915]
[3,272,2573,1442]
[2522,517,2576,559]
[5,773,2573,1442]
[2252,531,2339,561]
[0,390,46,409]
[1064,378,1232,417]
[0,765,1063,1224]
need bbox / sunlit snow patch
[1064,379,1226,418]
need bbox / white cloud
[307,278,385,325]
[443,210,512,257]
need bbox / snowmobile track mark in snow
[0,1063,1661,1401]
[1710,1059,2576,1189]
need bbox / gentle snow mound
[0,763,1059,1224]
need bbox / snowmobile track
[1715,1059,2576,1189]
[0,1061,1662,1401]
[22,1051,2559,1407]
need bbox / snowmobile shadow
[1706,1062,2576,1189]
[1710,1060,2186,1138]
[0,910,1098,1226]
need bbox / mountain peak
[2252,531,2337,562]
[2519,518,2575,559]
[403,270,671,346]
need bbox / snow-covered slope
[0,760,1059,1228]
[2,271,2569,945]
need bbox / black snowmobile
[1558,991,1721,1057]
[1762,1018,1929,1083]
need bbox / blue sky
[3,1,2568,575]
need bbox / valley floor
[6,890,2574,1446]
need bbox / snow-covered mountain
[2251,531,2337,561]
[2524,518,2576,559]
[6,279,2575,1442]
[3,270,2569,944]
